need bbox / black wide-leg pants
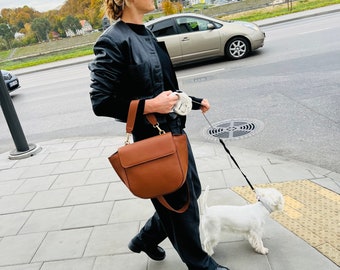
[135,137,218,270]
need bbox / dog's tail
[200,185,210,215]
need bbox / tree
[62,15,82,33]
[84,0,104,30]
[31,17,51,42]
[286,0,293,11]
[0,23,14,49]
[161,0,183,15]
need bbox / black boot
[128,235,166,261]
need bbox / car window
[175,17,211,33]
[148,19,176,37]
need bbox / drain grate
[203,119,264,140]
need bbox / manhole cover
[203,119,264,141]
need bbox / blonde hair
[104,0,125,21]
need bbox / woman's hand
[200,98,210,113]
[144,90,179,114]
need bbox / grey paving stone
[51,159,88,175]
[191,142,217,158]
[328,171,340,182]
[0,193,35,214]
[40,257,95,270]
[71,147,104,160]
[0,167,26,182]
[212,240,271,270]
[101,143,123,157]
[108,198,154,224]
[263,163,315,182]
[0,153,17,170]
[93,254,147,270]
[62,201,113,229]
[84,222,139,257]
[64,184,108,206]
[87,168,118,185]
[220,150,271,168]
[15,175,57,194]
[104,182,135,201]
[42,151,75,164]
[0,180,24,196]
[11,152,47,168]
[24,188,71,211]
[22,163,58,179]
[0,212,31,237]
[40,141,75,153]
[73,139,103,149]
[222,166,270,187]
[99,137,123,148]
[20,207,72,234]
[0,263,42,270]
[51,171,90,189]
[0,233,45,266]
[32,228,92,262]
[312,178,340,193]
[196,156,231,172]
[62,138,87,143]
[84,156,112,171]
[199,170,227,189]
[202,188,248,207]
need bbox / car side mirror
[207,23,215,30]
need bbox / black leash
[201,113,256,192]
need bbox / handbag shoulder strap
[126,100,158,133]
[126,100,139,133]
[157,182,190,213]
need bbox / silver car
[1,70,20,92]
[146,13,265,66]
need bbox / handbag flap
[118,133,176,168]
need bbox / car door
[174,16,221,62]
[147,18,183,65]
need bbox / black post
[0,70,41,159]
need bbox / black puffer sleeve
[89,32,130,122]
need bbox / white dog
[201,186,284,255]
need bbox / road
[1,11,339,173]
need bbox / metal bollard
[0,70,41,159]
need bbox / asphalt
[0,5,339,270]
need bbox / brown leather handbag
[108,100,190,213]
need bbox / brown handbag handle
[125,100,190,213]
[126,100,158,133]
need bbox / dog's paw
[203,244,215,256]
[207,249,215,256]
[257,247,269,255]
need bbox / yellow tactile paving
[232,180,340,266]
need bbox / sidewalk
[0,5,339,270]
[0,136,339,270]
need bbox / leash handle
[201,112,256,192]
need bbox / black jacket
[89,20,202,139]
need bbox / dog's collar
[257,197,272,213]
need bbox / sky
[0,0,66,12]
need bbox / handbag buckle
[125,133,131,145]
[153,123,166,135]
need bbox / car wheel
[225,37,249,60]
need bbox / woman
[89,0,230,269]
